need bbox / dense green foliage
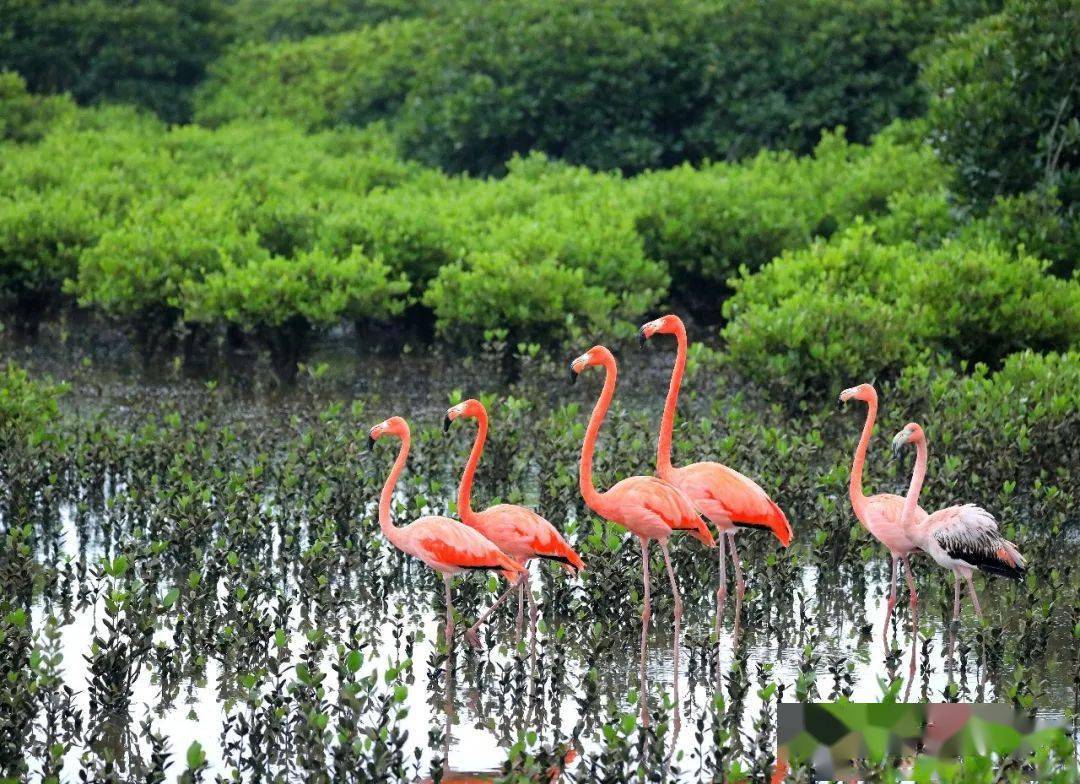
[0,0,232,122]
[197,0,991,174]
[227,0,432,42]
[722,225,1080,395]
[923,0,1079,207]
[632,125,949,312]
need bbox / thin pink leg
[464,578,521,648]
[443,574,455,645]
[903,554,918,636]
[660,539,682,730]
[728,533,745,601]
[883,556,898,646]
[526,583,538,673]
[715,534,728,640]
[514,581,525,645]
[965,573,983,619]
[952,573,962,623]
[639,537,651,727]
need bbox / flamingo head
[891,422,925,458]
[838,382,877,409]
[444,398,485,431]
[568,345,610,383]
[368,416,408,448]
[637,313,683,347]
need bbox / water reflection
[22,492,1072,781]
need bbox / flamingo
[892,422,1026,622]
[369,416,526,644]
[639,314,791,632]
[839,383,927,644]
[569,345,714,722]
[445,398,585,648]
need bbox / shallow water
[8,343,1078,781]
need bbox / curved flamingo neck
[849,396,877,520]
[378,433,410,547]
[457,409,487,526]
[657,321,687,479]
[580,353,616,515]
[901,438,927,531]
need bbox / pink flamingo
[369,416,526,643]
[639,314,791,630]
[445,398,585,648]
[570,346,714,721]
[839,383,927,643]
[892,423,1026,621]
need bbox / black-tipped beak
[568,364,577,384]
[367,435,376,451]
[838,398,845,410]
[892,443,901,460]
[637,326,647,349]
[443,414,453,433]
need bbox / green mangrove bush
[722,226,1080,394]
[196,0,991,174]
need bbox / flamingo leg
[883,556,899,645]
[464,578,521,648]
[903,554,918,634]
[515,581,525,645]
[964,573,983,619]
[526,582,538,673]
[443,574,455,645]
[952,572,962,623]
[639,537,651,727]
[660,539,682,729]
[728,532,745,601]
[715,534,728,639]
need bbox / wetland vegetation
[1,0,1078,779]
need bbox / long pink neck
[849,396,877,521]
[378,433,410,547]
[901,438,927,530]
[580,353,616,515]
[656,322,687,479]
[457,410,487,526]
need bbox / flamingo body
[446,399,583,646]
[916,504,1025,580]
[859,493,927,556]
[893,421,1026,621]
[600,475,715,544]
[369,416,526,644]
[664,461,791,543]
[468,504,585,570]
[395,514,525,582]
[840,382,926,643]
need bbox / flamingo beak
[637,325,647,349]
[367,434,376,451]
[443,414,453,433]
[568,363,577,384]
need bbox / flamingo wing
[475,504,585,571]
[673,461,792,545]
[605,476,715,546]
[401,516,526,579]
[928,505,1026,580]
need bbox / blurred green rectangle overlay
[778,703,1075,781]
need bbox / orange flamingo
[892,422,1026,621]
[369,416,526,643]
[569,345,714,720]
[639,314,791,630]
[445,398,585,648]
[839,383,927,643]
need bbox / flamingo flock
[367,313,1028,761]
